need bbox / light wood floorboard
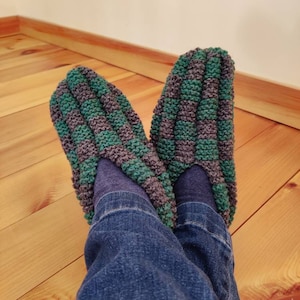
[1,34,299,300]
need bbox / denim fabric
[77,192,239,300]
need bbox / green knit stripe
[79,156,99,185]
[195,139,219,161]
[84,211,94,225]
[125,138,150,157]
[72,125,95,146]
[81,99,105,121]
[157,172,175,199]
[107,109,128,131]
[219,79,233,100]
[218,120,233,141]
[220,160,236,183]
[59,92,79,117]
[204,55,221,79]
[180,80,203,100]
[121,158,154,186]
[157,202,174,228]
[174,120,195,141]
[162,97,180,120]
[66,150,79,170]
[150,114,162,137]
[54,119,70,138]
[197,98,218,120]
[212,183,230,212]
[131,124,147,141]
[171,54,192,76]
[156,138,175,161]
[95,130,122,151]
[89,77,110,98]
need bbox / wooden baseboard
[234,73,300,130]
[1,16,299,129]
[0,16,20,36]
[18,16,176,83]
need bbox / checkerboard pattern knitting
[150,48,236,226]
[50,66,176,228]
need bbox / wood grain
[231,124,300,232]
[0,48,91,82]
[0,16,19,37]
[0,57,132,117]
[0,196,89,300]
[19,257,87,299]
[233,171,300,300]
[233,109,275,149]
[235,72,300,129]
[0,34,47,58]
[0,153,73,230]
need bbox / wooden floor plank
[0,153,73,230]
[19,257,86,299]
[0,34,48,57]
[233,171,300,299]
[233,109,275,149]
[0,103,53,144]
[0,196,89,300]
[0,49,92,82]
[0,44,62,71]
[113,74,163,96]
[0,127,62,178]
[231,124,300,232]
[0,60,133,117]
[0,43,58,61]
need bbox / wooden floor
[1,34,300,300]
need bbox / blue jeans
[77,192,239,299]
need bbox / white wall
[0,0,17,17]
[13,0,300,88]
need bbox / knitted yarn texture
[150,48,236,226]
[50,66,176,228]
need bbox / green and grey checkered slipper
[50,66,176,228]
[150,48,236,226]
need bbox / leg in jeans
[77,191,218,299]
[175,202,239,299]
[173,166,239,299]
[77,160,238,299]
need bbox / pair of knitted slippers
[50,47,236,229]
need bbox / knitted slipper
[70,67,176,225]
[150,48,236,226]
[50,67,176,228]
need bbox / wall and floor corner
[1,0,299,129]
[9,0,300,89]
